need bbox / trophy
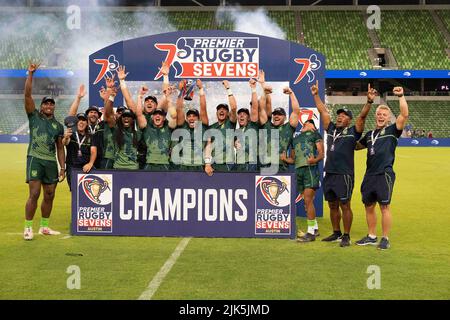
[261,180,287,205]
[84,179,109,204]
[182,79,195,101]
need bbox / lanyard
[75,132,86,154]
[89,124,97,134]
[370,129,382,148]
[330,127,345,151]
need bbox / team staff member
[23,61,65,240]
[291,119,324,242]
[234,78,259,171]
[62,113,98,190]
[204,80,237,175]
[174,79,209,171]
[355,87,409,250]
[311,81,375,247]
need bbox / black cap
[153,108,167,116]
[144,95,158,104]
[76,113,88,121]
[64,115,78,129]
[121,109,135,119]
[304,119,316,128]
[237,108,250,115]
[85,105,103,117]
[337,107,353,119]
[272,107,286,116]
[116,106,126,113]
[41,96,55,105]
[186,108,199,117]
[216,103,229,111]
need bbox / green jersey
[27,110,64,161]
[113,127,142,170]
[209,118,236,164]
[102,124,115,159]
[142,121,173,165]
[235,121,259,164]
[292,130,323,168]
[260,119,294,167]
[173,122,207,166]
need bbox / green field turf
[1,144,449,300]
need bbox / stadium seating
[267,11,297,42]
[166,11,214,30]
[300,11,373,70]
[376,11,450,70]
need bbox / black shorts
[361,172,396,205]
[323,173,354,203]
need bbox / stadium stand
[166,11,214,30]
[300,11,372,70]
[376,11,450,70]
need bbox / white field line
[138,237,191,300]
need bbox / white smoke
[215,6,286,40]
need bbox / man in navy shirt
[311,81,375,247]
[355,87,409,250]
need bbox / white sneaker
[24,227,33,240]
[38,227,61,235]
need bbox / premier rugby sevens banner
[71,170,297,238]
[89,30,326,218]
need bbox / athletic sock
[40,218,49,228]
[344,233,350,238]
[334,230,342,235]
[24,220,33,228]
[307,220,315,235]
[313,219,318,230]
[368,234,377,239]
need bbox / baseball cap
[216,103,229,111]
[186,108,199,117]
[237,108,250,115]
[304,119,316,128]
[41,96,55,105]
[116,106,126,113]
[337,107,353,119]
[272,107,286,116]
[76,113,88,121]
[153,108,167,116]
[121,109,135,119]
[85,105,103,117]
[144,95,158,104]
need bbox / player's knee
[328,200,339,210]
[43,189,55,201]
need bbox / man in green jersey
[234,78,259,172]
[204,80,237,175]
[292,119,324,242]
[173,79,209,171]
[23,62,66,240]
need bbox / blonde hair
[376,104,395,125]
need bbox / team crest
[381,128,385,136]
[343,128,348,135]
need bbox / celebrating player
[355,87,409,250]
[311,81,374,247]
[23,61,65,240]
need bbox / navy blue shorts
[361,172,396,205]
[323,173,354,203]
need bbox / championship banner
[71,170,297,238]
[89,30,326,218]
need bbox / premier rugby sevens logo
[256,176,290,207]
[293,54,322,84]
[154,37,259,79]
[78,174,112,205]
[93,55,120,85]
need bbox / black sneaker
[297,232,316,242]
[314,229,320,237]
[340,234,351,247]
[322,232,342,242]
[377,237,390,250]
[355,235,378,246]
